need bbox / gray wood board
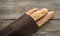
[32,31,60,36]
[0,0,60,19]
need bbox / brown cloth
[0,14,38,36]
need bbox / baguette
[30,8,48,21]
[26,8,38,15]
[36,11,54,27]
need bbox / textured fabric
[0,14,38,36]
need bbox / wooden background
[0,0,60,36]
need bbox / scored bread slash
[36,11,54,27]
[30,8,48,21]
[26,8,38,15]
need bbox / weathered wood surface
[32,31,60,36]
[0,0,60,19]
[0,0,60,36]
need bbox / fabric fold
[0,14,38,36]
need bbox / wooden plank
[0,20,60,31]
[0,1,60,19]
[32,31,60,36]
[0,13,23,19]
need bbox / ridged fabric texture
[0,14,38,36]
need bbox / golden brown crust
[30,8,48,21]
[36,11,54,27]
[25,8,38,15]
[26,8,54,27]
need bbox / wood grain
[32,31,60,36]
[0,0,60,19]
